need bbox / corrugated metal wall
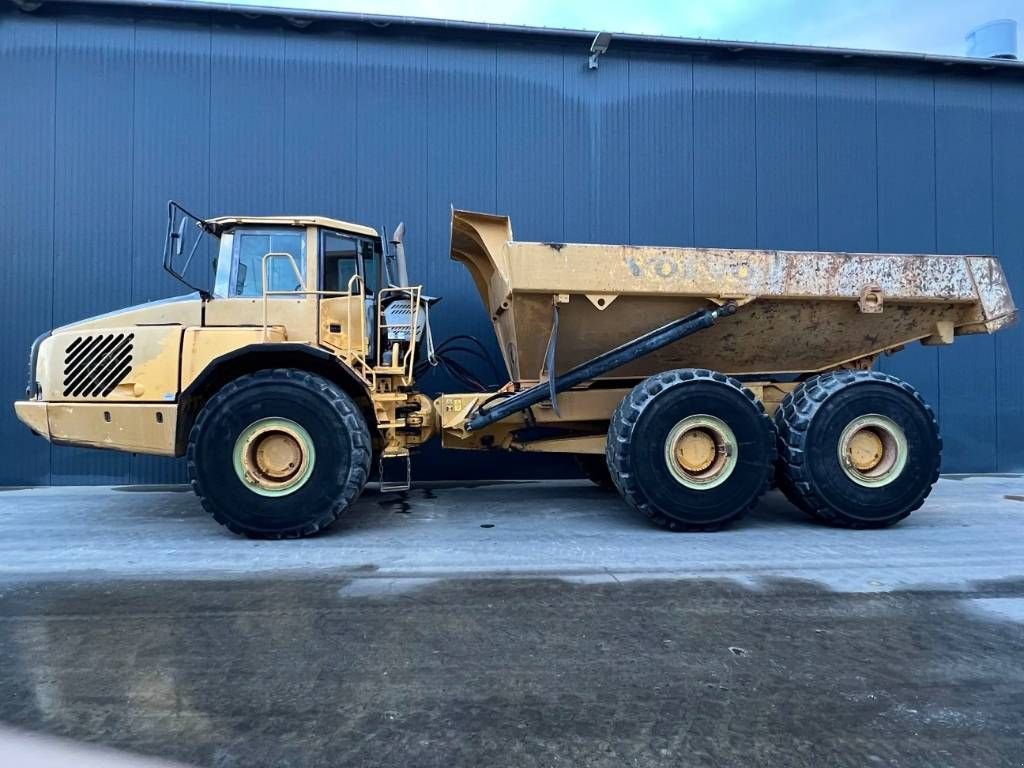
[1,3,1022,485]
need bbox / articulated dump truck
[15,203,1017,538]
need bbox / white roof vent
[966,19,1018,60]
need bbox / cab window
[322,230,379,294]
[359,238,379,295]
[322,231,359,293]
[228,229,306,297]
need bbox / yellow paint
[14,400,48,436]
[847,428,884,471]
[47,402,178,456]
[675,429,717,472]
[320,295,366,357]
[180,327,286,391]
[36,325,183,403]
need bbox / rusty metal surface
[451,210,1019,381]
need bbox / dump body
[450,210,1018,384]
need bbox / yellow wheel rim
[233,417,316,497]
[837,414,907,488]
[664,415,738,490]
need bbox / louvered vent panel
[62,333,134,398]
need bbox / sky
[197,0,1022,57]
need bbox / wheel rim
[664,415,738,490]
[233,417,316,497]
[837,414,907,487]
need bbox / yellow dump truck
[14,202,1018,537]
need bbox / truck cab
[16,202,436,538]
[202,212,382,359]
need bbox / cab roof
[204,215,379,239]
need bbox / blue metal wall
[1,3,1022,484]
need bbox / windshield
[163,201,217,296]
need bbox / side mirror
[174,217,187,256]
[235,262,248,295]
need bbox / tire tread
[606,368,776,531]
[774,369,941,528]
[186,368,371,539]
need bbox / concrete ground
[0,476,1023,766]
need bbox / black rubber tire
[773,445,813,516]
[187,369,371,538]
[775,370,941,528]
[607,369,776,531]
[575,454,615,490]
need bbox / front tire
[607,369,776,531]
[775,370,941,528]
[187,369,371,538]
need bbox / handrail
[261,251,305,290]
[376,285,421,384]
[260,251,306,342]
[258,267,374,384]
[342,273,370,385]
[255,255,422,387]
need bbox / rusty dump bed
[450,209,1018,383]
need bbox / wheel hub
[664,415,738,490]
[255,432,303,481]
[234,418,316,497]
[838,414,907,487]
[675,429,717,473]
[847,428,884,471]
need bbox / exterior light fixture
[589,31,612,69]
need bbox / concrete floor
[1,477,1023,766]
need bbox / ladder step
[378,452,411,493]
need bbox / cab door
[318,229,379,359]
[205,226,319,342]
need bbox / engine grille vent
[62,333,134,398]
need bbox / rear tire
[775,370,941,528]
[187,369,371,538]
[607,369,776,531]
